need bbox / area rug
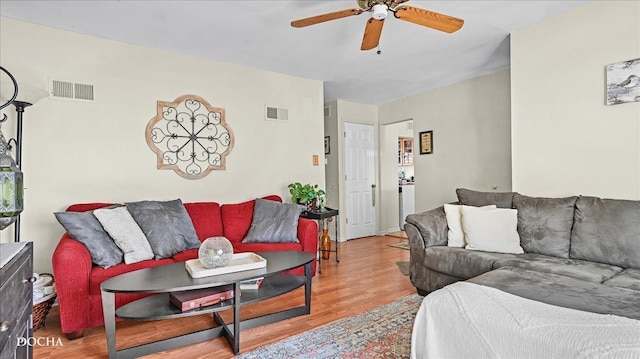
[387,240,410,250]
[396,261,410,276]
[234,294,423,359]
[386,231,408,239]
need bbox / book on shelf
[239,277,264,290]
[169,284,234,312]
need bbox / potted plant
[288,182,326,211]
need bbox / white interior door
[344,122,376,239]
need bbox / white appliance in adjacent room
[399,184,415,227]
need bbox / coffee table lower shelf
[103,275,309,358]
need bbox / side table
[300,208,339,274]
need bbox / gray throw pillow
[513,194,577,258]
[126,199,201,259]
[242,198,304,243]
[570,196,640,268]
[54,211,124,268]
[456,188,517,208]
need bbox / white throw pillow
[444,204,496,247]
[94,206,154,264]
[461,206,524,254]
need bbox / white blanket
[411,282,640,359]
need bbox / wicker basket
[32,273,56,331]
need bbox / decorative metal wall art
[146,95,234,179]
[606,58,640,106]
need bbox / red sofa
[52,195,318,339]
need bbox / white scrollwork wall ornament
[146,95,234,179]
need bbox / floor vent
[49,79,95,102]
[265,106,288,122]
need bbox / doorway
[380,119,415,234]
[344,122,376,240]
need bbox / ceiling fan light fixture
[372,4,388,20]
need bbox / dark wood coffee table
[100,251,314,358]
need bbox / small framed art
[419,131,433,155]
[324,136,330,154]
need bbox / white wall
[379,70,513,215]
[0,18,325,273]
[511,1,640,199]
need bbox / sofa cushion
[220,195,283,243]
[456,188,517,209]
[243,198,303,243]
[66,203,115,212]
[493,253,622,283]
[88,258,175,296]
[183,202,223,241]
[172,248,199,263]
[468,266,640,320]
[513,194,577,258]
[444,204,496,247]
[126,199,201,259]
[54,211,124,269]
[603,268,640,292]
[93,206,155,264]
[461,206,524,254]
[233,242,303,254]
[570,196,640,268]
[424,246,519,279]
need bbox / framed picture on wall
[324,136,330,154]
[419,131,433,155]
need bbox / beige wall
[0,18,325,273]
[511,1,640,199]
[379,70,513,216]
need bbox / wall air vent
[49,79,95,102]
[324,106,331,118]
[265,105,288,122]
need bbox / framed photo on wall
[324,136,330,154]
[419,131,433,155]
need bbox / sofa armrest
[297,217,318,275]
[52,235,93,334]
[404,205,448,250]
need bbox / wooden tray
[185,253,267,278]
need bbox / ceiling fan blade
[361,18,384,51]
[291,8,364,28]
[394,6,464,33]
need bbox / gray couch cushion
[54,211,124,269]
[570,196,640,269]
[405,206,449,248]
[513,194,577,258]
[603,268,640,292]
[468,266,640,320]
[126,199,201,259]
[493,253,622,283]
[456,188,517,208]
[424,246,519,279]
[242,198,303,243]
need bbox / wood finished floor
[34,235,414,358]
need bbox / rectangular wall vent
[49,79,95,102]
[324,106,331,118]
[265,106,288,122]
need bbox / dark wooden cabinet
[0,242,33,359]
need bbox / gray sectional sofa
[405,188,640,320]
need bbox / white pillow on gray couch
[461,206,524,254]
[444,204,496,247]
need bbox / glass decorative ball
[198,237,233,269]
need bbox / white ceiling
[0,0,591,105]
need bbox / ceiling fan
[291,0,464,51]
